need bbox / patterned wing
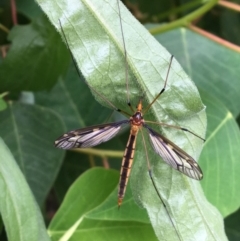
[55,120,129,149]
[144,124,203,180]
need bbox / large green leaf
[36,0,227,240]
[35,63,111,131]
[155,27,240,217]
[155,28,240,117]
[0,15,69,92]
[0,102,65,204]
[0,138,50,241]
[53,151,92,202]
[48,168,157,241]
[199,92,240,217]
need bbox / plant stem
[156,0,206,21]
[149,0,218,35]
[218,0,240,12]
[73,148,123,158]
[0,24,9,34]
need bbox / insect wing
[144,125,203,180]
[55,120,129,149]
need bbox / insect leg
[144,120,205,141]
[140,129,182,241]
[143,55,174,114]
[117,0,135,113]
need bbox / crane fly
[55,65,204,201]
[55,0,205,239]
[55,54,204,205]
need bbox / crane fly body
[55,94,203,207]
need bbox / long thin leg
[144,120,205,141]
[140,129,182,241]
[116,0,135,113]
[143,55,174,114]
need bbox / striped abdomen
[118,127,138,207]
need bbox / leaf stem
[0,24,10,34]
[156,0,206,21]
[0,92,9,98]
[149,0,218,35]
[73,148,123,158]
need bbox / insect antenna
[58,19,132,117]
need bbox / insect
[56,0,205,239]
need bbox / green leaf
[37,0,227,240]
[0,137,50,241]
[155,28,240,117]
[225,208,240,241]
[48,168,157,241]
[0,97,7,112]
[35,63,111,131]
[0,102,65,204]
[0,15,69,92]
[17,0,43,19]
[199,92,240,217]
[54,151,92,202]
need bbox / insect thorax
[131,112,143,126]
